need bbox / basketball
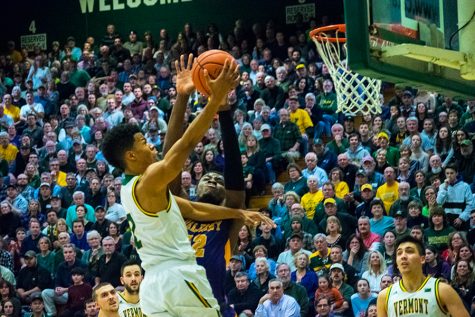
[191,50,237,96]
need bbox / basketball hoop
[310,24,382,115]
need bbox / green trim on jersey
[123,174,135,185]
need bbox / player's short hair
[102,123,142,170]
[120,259,142,276]
[394,235,425,256]
[92,282,114,301]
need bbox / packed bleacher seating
[1,16,475,317]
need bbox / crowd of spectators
[0,14,475,317]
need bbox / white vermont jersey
[118,292,146,317]
[387,276,449,317]
[121,176,196,271]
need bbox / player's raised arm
[218,99,247,252]
[218,98,245,208]
[163,54,195,197]
[138,59,240,194]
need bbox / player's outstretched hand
[175,54,195,95]
[204,59,240,108]
[241,210,275,228]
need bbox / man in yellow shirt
[289,96,313,134]
[301,175,323,220]
[49,158,67,187]
[288,95,313,154]
[2,94,20,122]
[376,167,399,214]
[0,131,18,165]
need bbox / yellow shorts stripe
[184,280,212,308]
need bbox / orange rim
[310,24,347,43]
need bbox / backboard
[343,0,475,98]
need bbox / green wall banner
[1,0,318,50]
[78,0,193,14]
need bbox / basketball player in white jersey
[102,56,273,317]
[377,235,469,317]
[118,260,145,317]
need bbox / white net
[312,27,382,115]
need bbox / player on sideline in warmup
[102,55,273,317]
[162,54,247,307]
[93,282,120,317]
[118,260,145,317]
[377,235,469,317]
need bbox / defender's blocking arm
[175,195,274,228]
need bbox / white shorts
[140,263,221,317]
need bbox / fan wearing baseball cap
[16,250,52,305]
[29,293,46,317]
[329,262,354,313]
[360,155,385,189]
[317,198,357,243]
[374,131,400,166]
[277,232,311,272]
[354,183,375,219]
[258,123,284,183]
